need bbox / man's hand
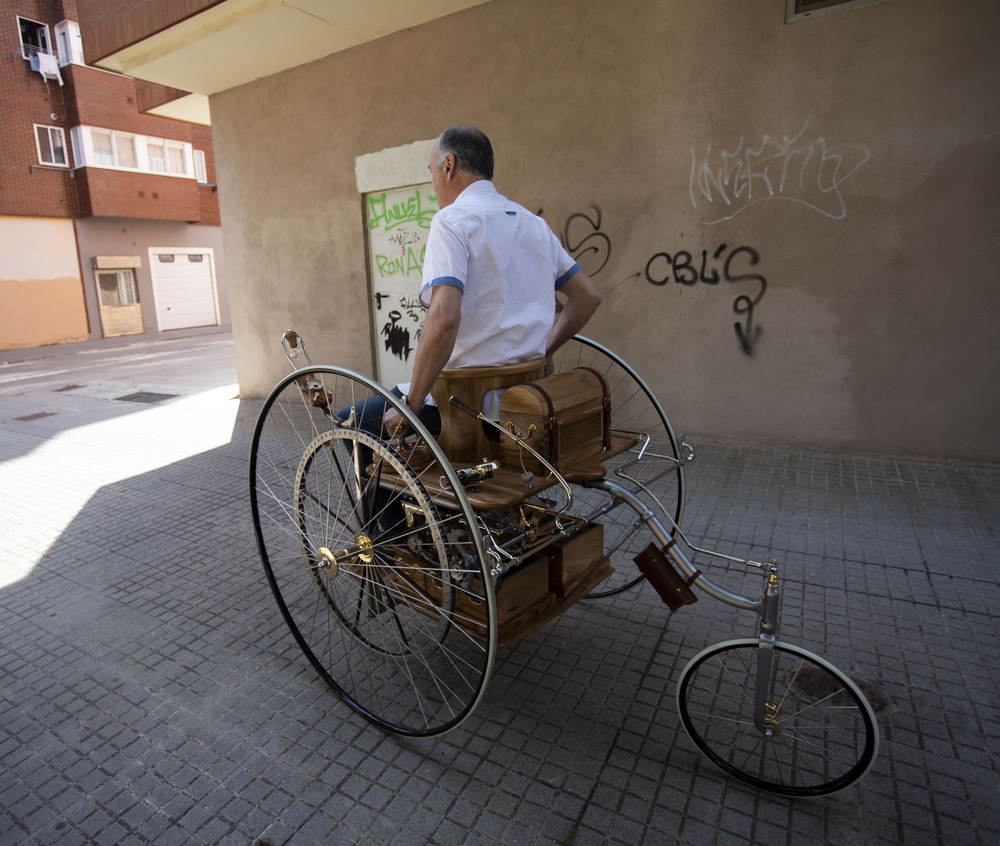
[382,404,408,439]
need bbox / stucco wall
[210,0,1000,463]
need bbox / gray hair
[435,124,494,180]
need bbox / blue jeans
[334,386,442,441]
[334,388,441,533]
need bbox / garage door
[149,248,219,331]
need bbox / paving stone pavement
[1,332,998,845]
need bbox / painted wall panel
[0,217,88,350]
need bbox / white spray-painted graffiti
[689,121,871,224]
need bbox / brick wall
[1,1,75,217]
[75,167,201,221]
[67,64,202,143]
[191,122,219,225]
[2,0,220,224]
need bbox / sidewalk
[1,333,998,845]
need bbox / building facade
[0,0,228,351]
[73,0,1000,463]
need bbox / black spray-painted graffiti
[374,296,424,363]
[539,205,611,278]
[689,121,870,224]
[544,204,766,355]
[381,310,413,362]
[562,207,612,277]
[645,245,767,354]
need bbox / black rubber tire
[676,639,879,796]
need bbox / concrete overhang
[90,0,493,124]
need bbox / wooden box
[498,368,611,480]
[542,522,606,598]
[454,555,556,642]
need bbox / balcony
[78,0,494,123]
[75,168,203,223]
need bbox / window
[148,141,165,173]
[786,0,889,22]
[194,150,207,183]
[150,140,187,175]
[167,144,186,174]
[115,134,138,169]
[91,130,115,166]
[97,270,139,307]
[90,130,138,169]
[73,126,194,177]
[34,125,67,166]
[18,16,50,58]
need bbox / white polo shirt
[420,180,580,369]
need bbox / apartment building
[0,0,228,351]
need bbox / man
[381,123,602,434]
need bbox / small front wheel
[676,639,879,796]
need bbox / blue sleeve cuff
[555,263,581,290]
[430,276,465,293]
[420,276,464,307]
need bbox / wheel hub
[317,534,376,576]
[317,547,339,575]
[354,533,375,563]
[763,700,782,737]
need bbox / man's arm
[383,283,463,434]
[544,270,603,374]
[407,283,463,406]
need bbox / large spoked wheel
[549,336,686,597]
[249,366,497,737]
[676,639,879,796]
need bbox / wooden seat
[430,358,545,465]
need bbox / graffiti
[726,247,766,354]
[367,187,436,232]
[398,295,424,325]
[373,245,425,279]
[690,122,870,224]
[365,184,436,385]
[373,291,426,332]
[646,244,767,354]
[538,205,612,278]
[399,295,423,311]
[387,229,422,251]
[381,310,413,362]
[561,207,611,277]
